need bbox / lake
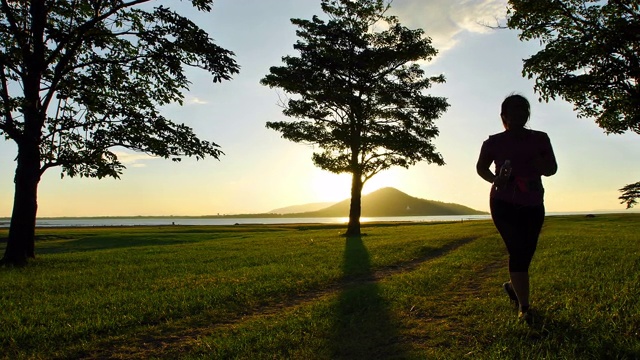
[0,211,623,228]
[0,215,493,228]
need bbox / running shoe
[518,307,533,324]
[503,281,519,307]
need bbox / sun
[310,169,401,202]
[311,170,351,202]
[363,171,400,195]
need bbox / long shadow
[34,231,244,255]
[35,236,197,254]
[329,235,407,359]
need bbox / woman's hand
[493,160,512,189]
[493,173,510,188]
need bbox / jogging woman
[476,94,558,322]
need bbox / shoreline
[1,212,638,229]
[0,209,635,221]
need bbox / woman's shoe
[503,281,519,307]
[518,306,533,324]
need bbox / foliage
[619,181,640,208]
[262,0,448,177]
[0,0,238,178]
[507,0,640,135]
[506,0,640,207]
[261,0,448,234]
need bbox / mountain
[269,202,335,214]
[283,187,486,217]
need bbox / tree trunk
[1,0,46,266]
[346,171,363,236]
[2,142,40,266]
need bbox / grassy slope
[0,214,638,359]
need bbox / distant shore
[1,211,638,229]
[1,212,489,221]
[0,214,494,228]
[1,209,635,221]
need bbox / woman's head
[501,94,530,130]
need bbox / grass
[0,214,638,359]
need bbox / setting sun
[310,168,401,203]
[311,170,351,202]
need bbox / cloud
[187,96,208,105]
[389,0,508,52]
[112,151,158,168]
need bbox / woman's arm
[534,134,558,176]
[476,143,497,184]
[476,157,496,184]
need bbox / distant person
[476,94,558,323]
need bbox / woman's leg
[509,204,545,313]
[491,199,545,313]
[509,271,530,309]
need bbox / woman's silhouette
[476,94,557,322]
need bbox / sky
[1,0,639,217]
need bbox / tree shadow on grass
[36,236,195,255]
[329,235,407,359]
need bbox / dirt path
[81,237,485,359]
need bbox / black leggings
[490,198,545,272]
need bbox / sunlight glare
[311,169,402,202]
[363,170,401,195]
[311,170,351,202]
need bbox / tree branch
[42,118,124,142]
[42,0,153,114]
[0,0,30,65]
[0,64,17,134]
[619,181,640,208]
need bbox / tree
[0,0,239,266]
[505,0,640,208]
[261,0,449,236]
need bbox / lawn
[1,214,638,359]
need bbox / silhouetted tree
[0,0,239,266]
[261,0,448,236]
[505,0,640,208]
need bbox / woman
[476,94,557,322]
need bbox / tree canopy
[506,0,640,207]
[0,0,239,266]
[261,0,449,235]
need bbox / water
[0,211,629,228]
[0,215,492,228]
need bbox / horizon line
[1,209,638,220]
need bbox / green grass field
[1,214,639,359]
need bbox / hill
[269,202,335,214]
[284,187,486,217]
